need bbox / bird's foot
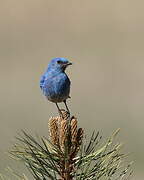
[59,109,70,120]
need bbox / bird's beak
[62,62,72,68]
[67,62,72,66]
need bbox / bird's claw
[59,109,70,120]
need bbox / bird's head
[47,57,72,72]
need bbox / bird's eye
[57,60,62,64]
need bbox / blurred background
[0,0,144,179]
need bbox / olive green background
[0,0,144,179]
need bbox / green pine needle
[6,129,133,180]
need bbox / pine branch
[4,110,132,180]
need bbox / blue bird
[40,57,72,115]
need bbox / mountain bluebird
[40,57,72,115]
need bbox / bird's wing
[40,74,45,89]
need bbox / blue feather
[40,58,72,103]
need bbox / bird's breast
[42,73,70,103]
